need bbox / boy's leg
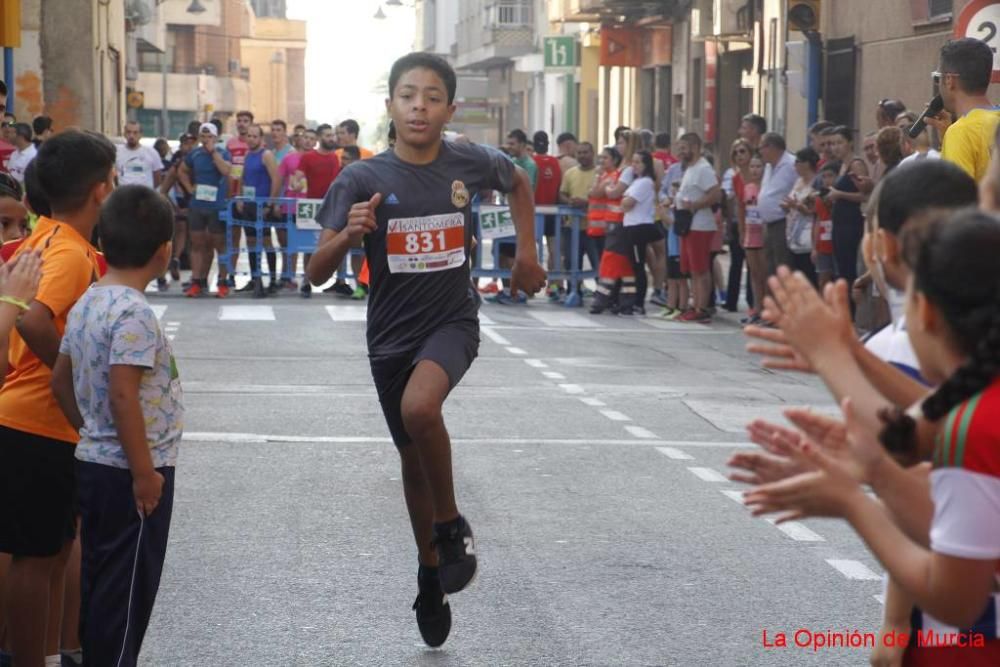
[78,463,175,667]
[397,448,438,567]
[400,360,457,523]
[60,532,82,664]
[5,555,56,667]
[44,540,73,658]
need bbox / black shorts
[0,425,77,557]
[498,240,517,259]
[543,214,558,238]
[369,320,479,448]
[667,256,689,280]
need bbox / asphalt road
[138,285,883,667]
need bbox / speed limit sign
[957,0,1000,82]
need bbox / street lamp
[376,0,414,19]
[374,5,387,19]
[187,0,207,14]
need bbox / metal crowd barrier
[221,199,597,304]
[221,196,362,281]
[473,204,596,307]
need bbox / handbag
[672,208,693,237]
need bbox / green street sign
[544,36,577,69]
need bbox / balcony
[136,70,250,113]
[454,0,535,71]
[557,0,691,23]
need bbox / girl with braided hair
[746,209,1000,662]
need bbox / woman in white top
[780,147,820,285]
[621,151,663,313]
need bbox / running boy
[51,185,181,667]
[0,131,114,667]
[307,53,546,648]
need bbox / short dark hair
[556,132,577,145]
[210,118,223,134]
[34,130,115,212]
[741,113,767,136]
[794,147,819,169]
[532,130,549,153]
[187,120,201,136]
[876,159,978,235]
[578,141,594,151]
[341,145,361,161]
[878,99,906,121]
[602,146,623,167]
[822,125,854,143]
[339,119,360,137]
[236,110,254,121]
[613,126,631,141]
[13,122,32,142]
[654,132,671,149]
[99,185,174,269]
[679,132,702,147]
[940,38,993,95]
[0,173,22,201]
[271,119,287,130]
[808,120,834,135]
[819,161,841,175]
[316,123,334,135]
[760,132,787,151]
[507,129,528,145]
[23,160,50,217]
[389,52,457,105]
[32,115,52,136]
[293,123,307,132]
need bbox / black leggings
[832,220,864,288]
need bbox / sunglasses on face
[931,71,956,86]
[733,148,749,155]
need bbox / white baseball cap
[198,122,218,137]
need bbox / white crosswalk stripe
[326,305,367,322]
[219,306,275,321]
[528,311,603,328]
[152,305,167,321]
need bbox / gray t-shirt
[317,141,515,356]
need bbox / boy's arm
[109,364,163,516]
[51,353,83,430]
[853,341,930,408]
[16,301,61,368]
[507,167,547,297]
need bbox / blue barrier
[472,204,596,307]
[221,199,598,303]
[221,196,363,281]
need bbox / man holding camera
[928,38,1000,181]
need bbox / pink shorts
[680,230,714,275]
[744,222,764,250]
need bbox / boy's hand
[0,251,42,304]
[133,470,165,517]
[346,193,381,241]
[510,256,547,298]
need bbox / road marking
[687,467,728,482]
[219,306,275,321]
[528,311,603,328]
[578,396,606,407]
[506,347,527,355]
[763,518,825,542]
[599,409,631,422]
[166,320,180,326]
[721,489,745,503]
[480,327,511,345]
[168,334,176,341]
[325,305,367,322]
[524,359,548,368]
[478,312,495,325]
[624,425,657,439]
[151,305,167,320]
[639,319,702,331]
[543,371,566,380]
[558,383,585,395]
[183,431,752,448]
[656,446,693,460]
[826,559,881,581]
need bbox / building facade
[1,0,127,136]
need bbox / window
[824,37,856,129]
[492,0,532,27]
[928,0,952,18]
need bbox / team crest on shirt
[451,180,470,208]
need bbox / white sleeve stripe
[930,468,1000,560]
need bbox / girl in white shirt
[621,151,663,314]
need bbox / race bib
[819,219,833,241]
[746,206,762,225]
[386,213,466,274]
[195,184,219,202]
[242,185,256,198]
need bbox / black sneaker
[300,283,312,299]
[412,570,451,648]
[432,515,477,594]
[168,258,181,281]
[331,281,354,298]
[252,279,267,299]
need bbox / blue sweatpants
[76,461,174,667]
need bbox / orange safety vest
[604,169,624,224]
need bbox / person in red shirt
[652,132,679,170]
[294,123,342,297]
[532,131,563,300]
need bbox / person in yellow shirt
[558,142,598,298]
[930,38,1000,181]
